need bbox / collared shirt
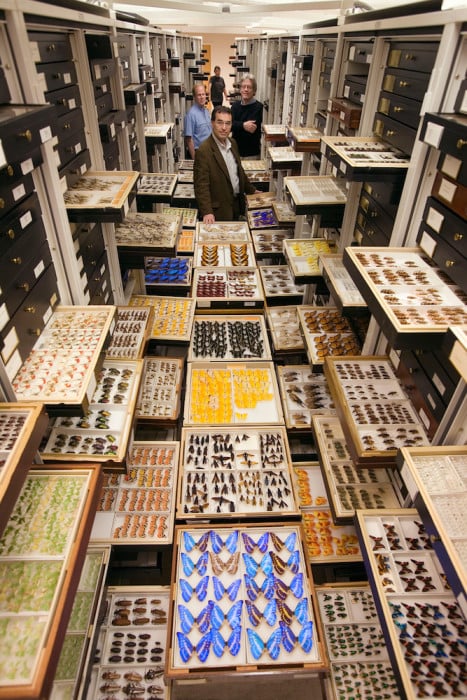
[212,133,240,195]
[184,104,212,149]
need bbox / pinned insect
[183,530,210,553]
[241,531,269,553]
[210,529,239,554]
[181,551,209,577]
[212,576,241,602]
[179,575,209,603]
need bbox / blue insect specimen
[294,598,308,625]
[270,530,297,552]
[280,620,296,652]
[242,552,273,578]
[210,529,239,554]
[298,620,314,653]
[290,572,304,598]
[245,600,262,627]
[178,604,195,633]
[181,551,208,577]
[179,575,209,603]
[212,576,241,602]
[247,628,282,660]
[241,531,269,553]
[177,632,211,663]
[197,600,224,633]
[183,530,210,553]
[226,599,243,629]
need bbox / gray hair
[240,74,257,94]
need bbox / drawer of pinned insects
[251,229,294,259]
[41,360,143,466]
[193,241,256,267]
[316,584,400,700]
[184,362,283,426]
[247,207,280,230]
[90,441,179,545]
[188,315,271,362]
[161,206,198,229]
[259,266,305,303]
[283,238,338,281]
[265,307,305,353]
[276,366,335,430]
[177,229,195,255]
[318,254,367,314]
[167,524,325,675]
[196,222,251,243]
[144,256,192,289]
[355,509,467,700]
[324,357,429,465]
[312,415,402,524]
[177,427,298,518]
[88,586,170,700]
[135,357,184,423]
[297,306,361,368]
[192,268,264,308]
[105,306,153,360]
[129,295,196,344]
[294,463,361,562]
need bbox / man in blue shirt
[184,84,212,159]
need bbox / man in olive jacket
[194,106,257,223]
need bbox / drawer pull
[404,53,416,60]
[29,328,41,336]
[47,43,56,51]
[454,233,463,241]
[398,80,409,88]
[11,257,22,265]
[386,130,396,136]
[0,198,4,209]
[52,73,62,80]
[63,122,71,129]
[7,229,15,240]
[393,106,403,112]
[18,282,30,291]
[445,260,455,267]
[367,228,374,237]
[17,129,32,142]
[24,306,36,313]
[456,138,467,149]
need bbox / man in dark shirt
[208,66,227,108]
[231,74,263,158]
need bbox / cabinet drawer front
[0,193,42,257]
[116,34,132,58]
[56,130,87,170]
[359,192,396,237]
[56,108,85,140]
[377,91,421,130]
[0,172,35,218]
[382,67,430,102]
[373,113,416,156]
[420,229,467,293]
[95,91,114,119]
[46,84,82,116]
[90,58,117,82]
[431,171,467,221]
[348,42,373,64]
[0,104,56,167]
[362,177,405,207]
[355,220,389,247]
[343,76,367,105]
[29,31,73,63]
[59,150,91,188]
[36,60,77,92]
[387,41,438,73]
[421,196,467,257]
[85,33,113,59]
[0,239,52,321]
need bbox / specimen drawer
[45,82,82,116]
[431,170,467,220]
[28,30,73,63]
[373,113,417,156]
[328,97,362,130]
[381,66,431,102]
[0,232,51,318]
[421,112,467,184]
[386,41,438,73]
[0,171,34,218]
[377,90,422,130]
[343,74,367,105]
[35,59,77,92]
[0,103,56,167]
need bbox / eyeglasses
[215,120,232,127]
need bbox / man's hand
[203,214,215,223]
[243,120,257,133]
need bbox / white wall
[202,32,240,98]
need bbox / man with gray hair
[231,74,263,158]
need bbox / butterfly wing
[280,620,297,653]
[211,602,225,630]
[210,530,224,554]
[178,604,195,634]
[227,599,243,629]
[274,576,289,601]
[226,578,241,601]
[246,600,262,627]
[197,600,214,633]
[290,572,304,598]
[227,625,242,656]
[211,629,225,658]
[195,575,209,602]
[284,531,297,552]
[295,598,308,625]
[298,620,313,653]
[263,598,277,626]
[242,552,259,578]
[257,531,269,553]
[277,600,293,626]
[247,628,264,660]
[179,578,193,603]
[177,631,193,663]
[287,550,300,574]
[181,552,195,577]
[196,631,212,663]
[260,552,273,576]
[212,575,225,601]
[224,551,240,575]
[197,551,209,576]
[183,531,196,553]
[241,532,256,554]
[270,532,284,551]
[225,529,239,554]
[261,574,276,600]
[270,551,287,575]
[244,573,260,601]
[266,628,282,660]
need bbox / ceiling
[109,0,417,35]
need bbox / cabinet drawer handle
[18,282,30,291]
[0,198,4,209]
[29,328,41,336]
[367,228,374,236]
[24,305,36,313]
[11,256,22,265]
[7,228,15,239]
[17,129,32,141]
[52,73,62,80]
[393,106,403,112]
[404,53,416,60]
[398,80,409,88]
[445,260,455,267]
[386,129,396,136]
[454,232,463,241]
[63,122,71,129]
[456,138,467,149]
[47,43,56,51]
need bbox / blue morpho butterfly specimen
[212,576,241,602]
[179,599,243,635]
[177,631,212,663]
[241,531,269,553]
[242,552,273,578]
[210,529,239,554]
[197,600,225,633]
[211,625,242,657]
[270,550,301,575]
[179,575,209,603]
[183,530,210,553]
[270,531,297,552]
[245,598,277,627]
[279,620,314,653]
[247,627,282,661]
[181,551,208,577]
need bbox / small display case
[144,256,193,292]
[318,254,367,315]
[167,523,326,676]
[193,241,256,267]
[135,357,184,423]
[316,583,399,700]
[105,306,153,361]
[188,315,271,362]
[397,445,467,601]
[286,127,322,152]
[276,366,335,431]
[12,305,116,414]
[262,124,288,145]
[355,509,467,700]
[297,306,361,368]
[196,222,251,243]
[136,172,178,204]
[320,136,410,181]
[272,200,296,225]
[177,228,195,255]
[247,207,280,229]
[284,176,347,216]
[41,359,143,467]
[184,361,283,426]
[324,356,430,465]
[144,122,173,142]
[283,238,338,282]
[343,247,467,348]
[251,229,294,260]
[259,265,305,304]
[246,191,277,209]
[265,307,305,354]
[129,295,196,344]
[87,585,171,700]
[177,427,298,518]
[294,463,361,562]
[242,158,268,171]
[192,267,265,309]
[64,171,139,222]
[312,414,402,523]
[161,206,198,228]
[90,441,180,545]
[267,146,304,170]
[172,183,196,206]
[0,402,49,538]
[0,465,102,700]
[115,212,180,267]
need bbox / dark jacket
[194,134,256,220]
[231,100,263,157]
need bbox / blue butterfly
[280,620,296,653]
[263,598,277,626]
[242,531,269,553]
[181,551,208,577]
[177,631,212,663]
[212,576,241,602]
[179,575,209,603]
[271,531,297,552]
[242,552,273,578]
[295,598,308,625]
[299,620,314,653]
[245,600,262,627]
[287,550,300,574]
[178,604,195,633]
[210,529,239,554]
[226,599,243,629]
[183,530,210,553]
[290,572,304,599]
[247,628,282,661]
[211,626,242,658]
[244,574,260,601]
[197,600,224,632]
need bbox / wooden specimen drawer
[387,41,438,73]
[373,113,417,156]
[29,30,73,63]
[98,109,127,142]
[0,192,43,258]
[329,97,362,129]
[361,177,405,207]
[0,104,56,167]
[0,171,34,219]
[398,349,449,425]
[359,190,397,238]
[95,91,114,119]
[421,112,467,185]
[124,83,147,105]
[103,140,120,170]
[377,91,422,130]
[85,32,113,59]
[382,67,431,102]
[58,149,92,189]
[0,222,49,305]
[418,227,467,292]
[343,74,367,104]
[115,33,132,58]
[74,221,106,272]
[355,216,390,247]
[45,83,82,116]
[348,41,373,64]
[35,60,77,92]
[56,107,85,142]
[93,76,111,100]
[55,129,87,170]
[87,254,113,305]
[420,196,467,258]
[90,57,117,82]
[431,171,467,220]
